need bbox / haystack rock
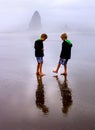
[29,11,42,30]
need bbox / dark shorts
[36,57,43,63]
[59,58,68,65]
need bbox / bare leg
[40,63,43,74]
[64,64,67,74]
[39,63,45,76]
[36,63,40,75]
[53,64,61,73]
[61,64,67,75]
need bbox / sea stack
[29,11,42,30]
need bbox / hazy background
[0,0,95,32]
[0,1,95,130]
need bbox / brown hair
[61,33,67,40]
[41,33,48,39]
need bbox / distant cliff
[29,11,42,30]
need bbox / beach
[0,32,95,130]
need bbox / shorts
[59,58,68,65]
[36,57,43,63]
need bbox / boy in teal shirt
[53,33,73,75]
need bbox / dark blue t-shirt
[34,39,44,57]
[60,40,72,59]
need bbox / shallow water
[0,32,95,130]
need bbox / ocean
[0,31,95,130]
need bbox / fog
[0,0,95,32]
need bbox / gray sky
[0,0,95,32]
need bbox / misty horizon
[0,0,95,32]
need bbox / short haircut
[61,33,67,39]
[41,33,48,39]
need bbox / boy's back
[34,39,44,57]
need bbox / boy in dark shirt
[53,33,73,75]
[34,33,48,76]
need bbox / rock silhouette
[29,11,42,30]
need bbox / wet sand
[0,32,95,130]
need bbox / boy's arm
[42,48,44,51]
[34,41,40,50]
[34,41,43,50]
[34,41,37,49]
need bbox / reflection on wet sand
[54,75,73,114]
[35,75,49,114]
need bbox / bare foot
[60,73,67,75]
[53,75,58,80]
[36,72,40,75]
[53,70,58,73]
[39,73,45,76]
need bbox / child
[53,33,73,75]
[34,33,48,76]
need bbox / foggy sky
[0,0,95,32]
